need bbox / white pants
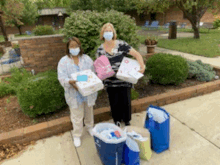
[69,102,94,137]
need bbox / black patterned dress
[96,40,133,124]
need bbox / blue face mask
[103,32,113,41]
[69,47,80,56]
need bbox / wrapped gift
[94,55,115,80]
[116,57,144,84]
[71,69,104,96]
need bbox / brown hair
[100,23,117,40]
[66,37,84,57]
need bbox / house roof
[38,8,67,16]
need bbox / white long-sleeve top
[57,54,98,109]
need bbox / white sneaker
[88,128,93,136]
[73,137,81,147]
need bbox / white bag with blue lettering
[92,123,127,165]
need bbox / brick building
[127,5,219,27]
[0,7,68,35]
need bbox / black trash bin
[168,20,177,39]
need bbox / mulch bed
[0,69,220,162]
[1,69,220,134]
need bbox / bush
[0,67,32,98]
[33,25,55,36]
[187,60,216,81]
[16,70,66,117]
[63,10,140,60]
[145,53,189,85]
[4,67,32,88]
[0,83,16,98]
[213,19,220,29]
[131,88,139,100]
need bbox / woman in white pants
[57,37,98,147]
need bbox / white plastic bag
[92,123,127,144]
[126,137,140,152]
[148,107,168,123]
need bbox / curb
[1,71,220,144]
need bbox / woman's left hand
[138,65,146,74]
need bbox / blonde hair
[100,23,117,40]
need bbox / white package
[129,68,144,80]
[71,69,104,97]
[116,57,142,84]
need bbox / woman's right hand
[69,80,78,91]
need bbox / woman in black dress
[96,23,145,126]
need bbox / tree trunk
[192,25,200,39]
[0,14,8,42]
[17,26,22,35]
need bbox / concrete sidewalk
[1,90,220,165]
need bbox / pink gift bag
[94,55,115,80]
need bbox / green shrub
[131,88,139,100]
[4,67,32,88]
[187,60,216,81]
[0,67,32,97]
[213,19,220,29]
[145,53,189,85]
[16,70,66,117]
[63,10,140,60]
[0,83,16,98]
[33,25,55,36]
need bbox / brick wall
[0,25,36,35]
[0,41,11,47]
[156,5,220,26]
[15,34,66,73]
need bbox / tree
[35,0,72,10]
[67,0,220,39]
[67,0,150,13]
[3,0,38,35]
[145,0,220,39]
[0,0,8,41]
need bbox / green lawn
[158,29,220,57]
[0,35,4,42]
[137,35,146,45]
[14,34,35,38]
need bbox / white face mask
[69,47,80,56]
[103,32,113,41]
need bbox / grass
[157,29,220,57]
[0,35,4,42]
[0,29,63,42]
[14,34,35,38]
[0,52,3,58]
[137,35,146,45]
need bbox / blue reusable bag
[122,137,140,165]
[144,105,170,153]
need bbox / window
[52,16,59,26]
[36,17,43,25]
[150,13,157,21]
